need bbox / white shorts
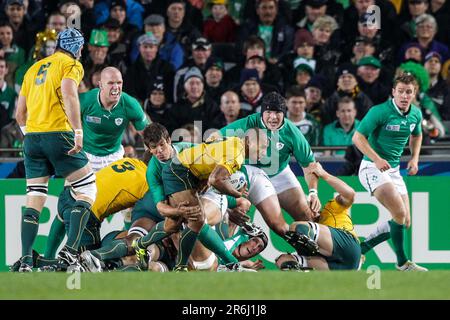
[86,145,125,172]
[269,166,302,195]
[202,188,228,219]
[358,159,408,195]
[244,165,277,205]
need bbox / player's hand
[240,259,265,270]
[374,158,391,172]
[309,162,327,178]
[228,206,250,226]
[237,182,249,198]
[307,193,321,216]
[407,159,419,176]
[68,133,83,155]
[177,201,202,220]
[236,197,251,213]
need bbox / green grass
[1,271,450,300]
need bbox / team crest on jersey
[115,118,123,126]
[276,142,284,150]
[410,124,416,132]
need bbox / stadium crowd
[0,0,449,160]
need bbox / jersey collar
[97,90,120,111]
[391,98,411,116]
[259,113,285,131]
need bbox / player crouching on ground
[276,163,361,271]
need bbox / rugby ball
[229,171,247,191]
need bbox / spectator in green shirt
[323,96,360,156]
[0,57,17,129]
[0,21,25,88]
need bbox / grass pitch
[1,271,450,300]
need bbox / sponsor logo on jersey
[86,116,101,124]
[401,120,407,126]
[385,124,400,131]
[410,124,416,132]
[115,118,123,126]
[276,142,284,150]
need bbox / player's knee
[26,182,48,198]
[187,220,204,233]
[148,261,169,272]
[70,172,97,204]
[192,253,217,271]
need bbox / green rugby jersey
[80,88,149,156]
[219,113,315,177]
[146,142,195,204]
[219,228,250,265]
[356,99,422,167]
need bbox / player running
[352,73,428,271]
[211,92,321,233]
[15,28,96,272]
[276,163,361,271]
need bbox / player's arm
[352,131,390,172]
[208,165,243,198]
[291,125,321,213]
[128,94,150,134]
[15,94,27,134]
[311,162,355,207]
[207,115,254,142]
[61,78,83,154]
[407,133,422,175]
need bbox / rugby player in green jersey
[353,73,427,271]
[210,92,321,236]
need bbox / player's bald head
[100,67,122,82]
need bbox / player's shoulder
[324,198,348,213]
[121,91,140,106]
[409,104,422,116]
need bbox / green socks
[91,239,128,261]
[21,207,40,264]
[65,200,91,252]
[176,227,198,268]
[389,219,408,266]
[137,221,169,249]
[198,224,238,264]
[44,216,66,259]
[360,221,391,254]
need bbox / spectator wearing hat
[133,14,185,70]
[82,29,113,87]
[424,52,448,114]
[125,32,175,103]
[357,56,391,104]
[292,56,316,90]
[165,0,202,56]
[244,53,282,91]
[168,66,220,133]
[203,0,238,43]
[322,96,360,156]
[294,0,344,32]
[238,0,294,64]
[102,18,128,71]
[285,86,321,146]
[237,68,265,114]
[399,14,449,64]
[403,42,424,63]
[95,0,144,31]
[322,63,373,125]
[342,36,377,67]
[173,37,212,102]
[305,75,326,123]
[143,77,173,129]
[204,57,228,104]
[4,0,35,53]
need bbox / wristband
[308,189,318,195]
[74,129,83,136]
[20,126,26,135]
